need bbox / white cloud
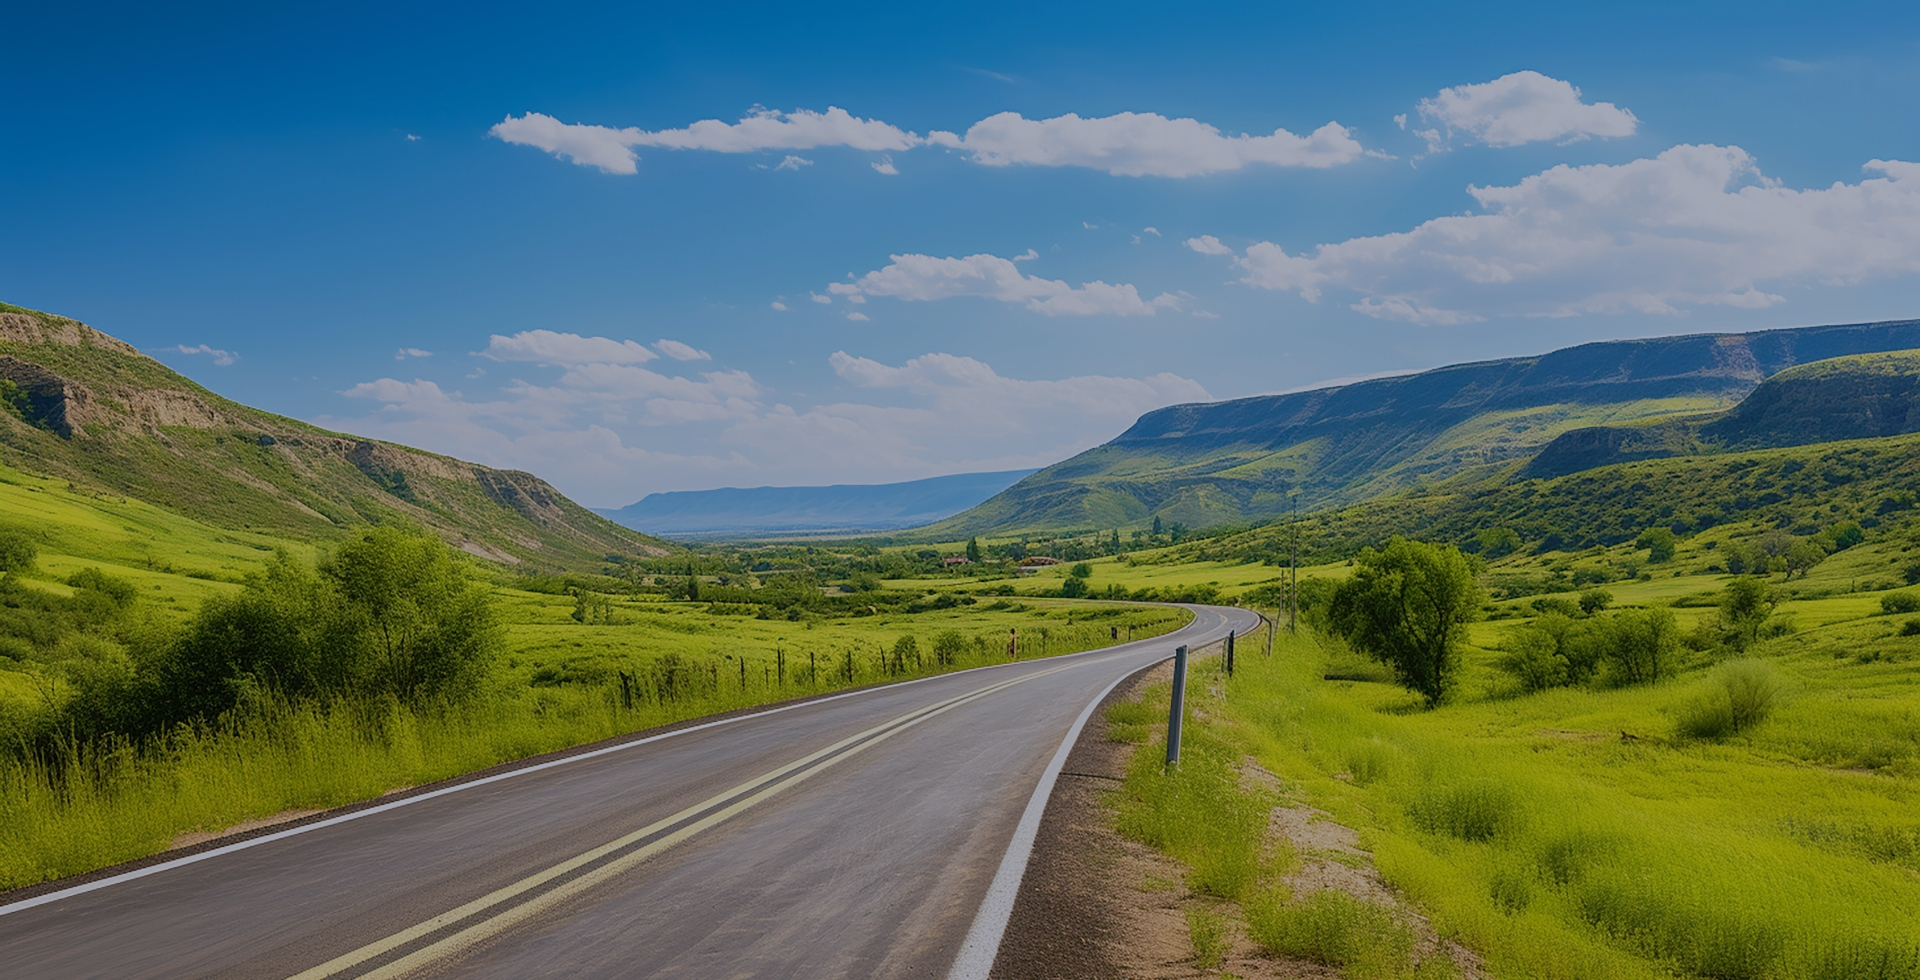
[928,111,1364,177]
[1185,235,1233,256]
[846,311,870,321]
[770,301,789,311]
[718,353,1211,486]
[395,347,432,360]
[1143,227,1161,236]
[489,107,918,174]
[770,155,812,171]
[653,339,711,361]
[1201,146,1920,325]
[324,342,1211,506]
[810,293,833,304]
[172,343,238,366]
[496,106,1369,178]
[480,329,657,366]
[1415,71,1637,151]
[489,113,644,175]
[832,251,1179,316]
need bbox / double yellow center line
[285,662,1075,980]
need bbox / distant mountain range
[922,318,1920,538]
[598,469,1040,536]
[0,302,672,570]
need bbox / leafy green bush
[0,528,36,573]
[1882,592,1920,615]
[1677,660,1781,740]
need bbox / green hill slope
[925,318,1920,538]
[0,303,673,570]
[1523,348,1920,479]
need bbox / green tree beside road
[1329,538,1483,707]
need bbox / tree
[1578,589,1614,616]
[966,537,982,563]
[323,526,501,701]
[1474,527,1522,559]
[1059,576,1088,598]
[1069,562,1092,579]
[1636,527,1678,564]
[1718,577,1777,651]
[1151,515,1163,536]
[0,528,36,573]
[1329,538,1483,707]
[1603,608,1680,684]
[1783,539,1826,580]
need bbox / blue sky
[6,1,1920,507]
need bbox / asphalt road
[0,604,1262,980]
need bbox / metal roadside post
[1165,644,1188,772]
[1225,630,1235,677]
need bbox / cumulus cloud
[718,353,1212,486]
[494,106,1369,178]
[926,112,1365,176]
[846,312,870,321]
[324,340,1212,506]
[171,343,238,366]
[831,251,1179,316]
[653,339,711,361]
[770,301,788,311]
[489,107,918,174]
[480,329,657,366]
[395,347,432,360]
[1195,146,1920,325]
[1414,71,1637,151]
[1185,235,1233,256]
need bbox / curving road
[0,604,1261,980]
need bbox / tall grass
[1214,630,1920,980]
[0,611,1189,891]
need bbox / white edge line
[1,607,1224,918]
[946,608,1238,980]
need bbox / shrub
[1497,627,1569,692]
[1881,592,1920,615]
[1637,527,1678,563]
[1409,776,1522,842]
[1602,608,1681,684]
[1676,660,1780,740]
[1578,589,1614,615]
[1245,888,1413,971]
[1186,907,1229,970]
[1903,619,1920,637]
[0,528,35,573]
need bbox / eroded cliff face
[0,303,672,569]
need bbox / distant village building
[943,556,972,567]
[1018,556,1063,566]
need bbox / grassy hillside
[1523,347,1920,478]
[0,302,672,571]
[925,318,1920,538]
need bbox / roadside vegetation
[0,463,1188,890]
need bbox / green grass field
[1119,562,1920,979]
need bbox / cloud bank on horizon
[326,330,1210,507]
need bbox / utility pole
[1289,494,1299,633]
